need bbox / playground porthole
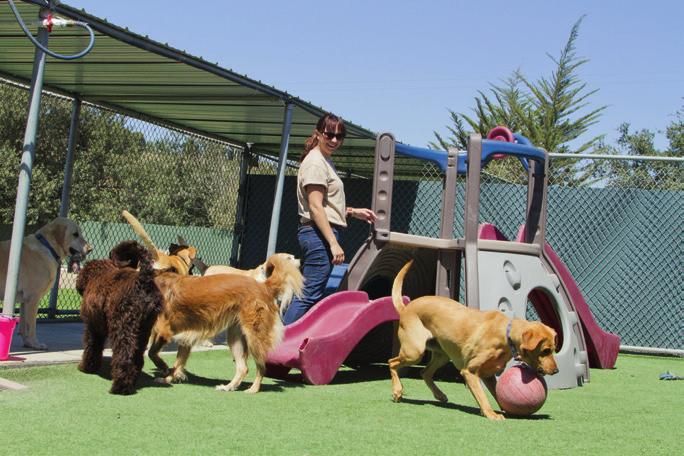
[497,297,513,317]
[502,260,521,290]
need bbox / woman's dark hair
[302,113,346,160]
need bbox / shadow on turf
[260,363,465,388]
[331,363,465,385]
[258,363,410,387]
[176,371,288,393]
[89,358,171,393]
[399,397,484,417]
[331,364,553,421]
[398,397,551,420]
[223,362,469,388]
[96,361,289,393]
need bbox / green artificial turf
[1,353,682,455]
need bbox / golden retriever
[196,253,301,347]
[204,262,269,281]
[203,253,301,311]
[0,217,92,349]
[121,210,197,275]
[148,253,303,393]
[389,260,559,420]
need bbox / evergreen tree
[431,17,606,186]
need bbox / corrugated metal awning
[0,0,389,175]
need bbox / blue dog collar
[35,233,61,264]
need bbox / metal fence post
[47,97,81,318]
[230,143,251,267]
[435,147,459,298]
[266,102,294,257]
[463,134,483,309]
[2,11,49,317]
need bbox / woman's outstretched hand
[349,207,377,223]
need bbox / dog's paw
[216,383,238,392]
[200,340,214,348]
[154,377,171,385]
[152,366,172,377]
[176,370,188,382]
[78,364,100,374]
[23,340,48,350]
[165,371,187,384]
[433,391,448,403]
[391,392,403,403]
[110,385,136,395]
[484,411,506,421]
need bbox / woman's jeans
[282,225,340,325]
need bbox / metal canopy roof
[0,0,392,175]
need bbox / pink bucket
[0,315,20,361]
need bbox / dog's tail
[127,244,160,316]
[264,257,304,316]
[109,240,156,284]
[121,210,159,260]
[241,314,284,378]
[392,260,413,313]
[134,243,156,285]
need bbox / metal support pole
[58,98,81,218]
[2,14,49,317]
[463,134,483,310]
[435,147,458,298]
[266,102,294,257]
[230,144,251,267]
[47,97,81,318]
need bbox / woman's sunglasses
[321,131,345,141]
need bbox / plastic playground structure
[266,128,620,389]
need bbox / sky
[67,0,682,151]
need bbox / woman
[282,113,376,325]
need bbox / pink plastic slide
[265,291,403,385]
[479,223,619,368]
[533,242,620,368]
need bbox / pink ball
[495,365,548,416]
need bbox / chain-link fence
[241,149,682,351]
[1,79,242,317]
[402,156,682,350]
[545,158,682,350]
[2,78,681,351]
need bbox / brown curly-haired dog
[76,240,163,395]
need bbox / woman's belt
[300,221,345,230]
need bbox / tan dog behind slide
[389,260,559,421]
[148,253,304,393]
[204,263,269,281]
[203,254,301,283]
[0,218,92,349]
[121,210,197,275]
[204,253,301,314]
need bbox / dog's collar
[35,233,61,264]
[178,254,199,274]
[174,253,193,273]
[179,253,194,269]
[506,319,521,361]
